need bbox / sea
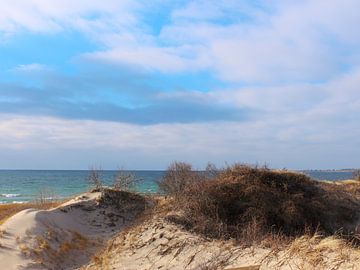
[0,170,356,204]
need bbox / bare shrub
[36,187,56,205]
[354,169,360,181]
[99,188,147,213]
[157,161,200,196]
[204,162,221,180]
[88,166,103,191]
[113,170,142,192]
[173,163,360,244]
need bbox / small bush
[172,164,360,242]
[99,188,147,213]
[157,161,200,196]
[354,169,360,181]
[36,187,56,205]
[87,166,103,191]
[113,170,141,192]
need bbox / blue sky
[0,0,359,169]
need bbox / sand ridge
[0,191,143,270]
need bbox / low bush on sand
[157,162,200,196]
[159,163,360,243]
[99,188,148,213]
[354,169,360,181]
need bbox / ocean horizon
[0,169,356,204]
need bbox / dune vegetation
[159,163,360,245]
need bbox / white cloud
[0,0,138,34]
[0,67,359,169]
[2,0,360,83]
[12,63,49,73]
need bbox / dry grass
[58,231,89,255]
[0,201,62,225]
[269,232,360,270]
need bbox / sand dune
[0,191,145,270]
[1,184,360,270]
[81,211,360,270]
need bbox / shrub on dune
[160,163,360,243]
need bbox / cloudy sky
[0,0,359,169]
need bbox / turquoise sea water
[0,170,355,204]
[0,170,163,204]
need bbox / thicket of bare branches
[157,161,201,196]
[354,169,360,181]
[88,166,103,191]
[36,187,56,205]
[113,170,142,191]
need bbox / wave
[12,201,26,204]
[1,193,21,198]
[0,200,26,204]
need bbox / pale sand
[0,191,142,270]
[82,213,360,270]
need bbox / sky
[0,0,359,170]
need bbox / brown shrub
[113,170,142,192]
[354,169,360,181]
[173,164,360,242]
[87,166,103,191]
[157,161,200,196]
[99,188,147,213]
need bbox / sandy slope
[82,213,360,270]
[0,191,142,270]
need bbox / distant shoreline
[300,169,356,173]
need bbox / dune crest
[0,190,147,270]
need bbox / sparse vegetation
[354,169,360,181]
[99,188,148,213]
[88,166,104,191]
[157,161,200,196]
[36,187,57,205]
[113,170,142,192]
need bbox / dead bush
[36,187,56,205]
[113,170,142,192]
[99,188,147,213]
[354,169,360,181]
[157,161,200,196]
[174,164,360,243]
[87,166,103,191]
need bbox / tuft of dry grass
[0,201,62,225]
[269,232,360,270]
